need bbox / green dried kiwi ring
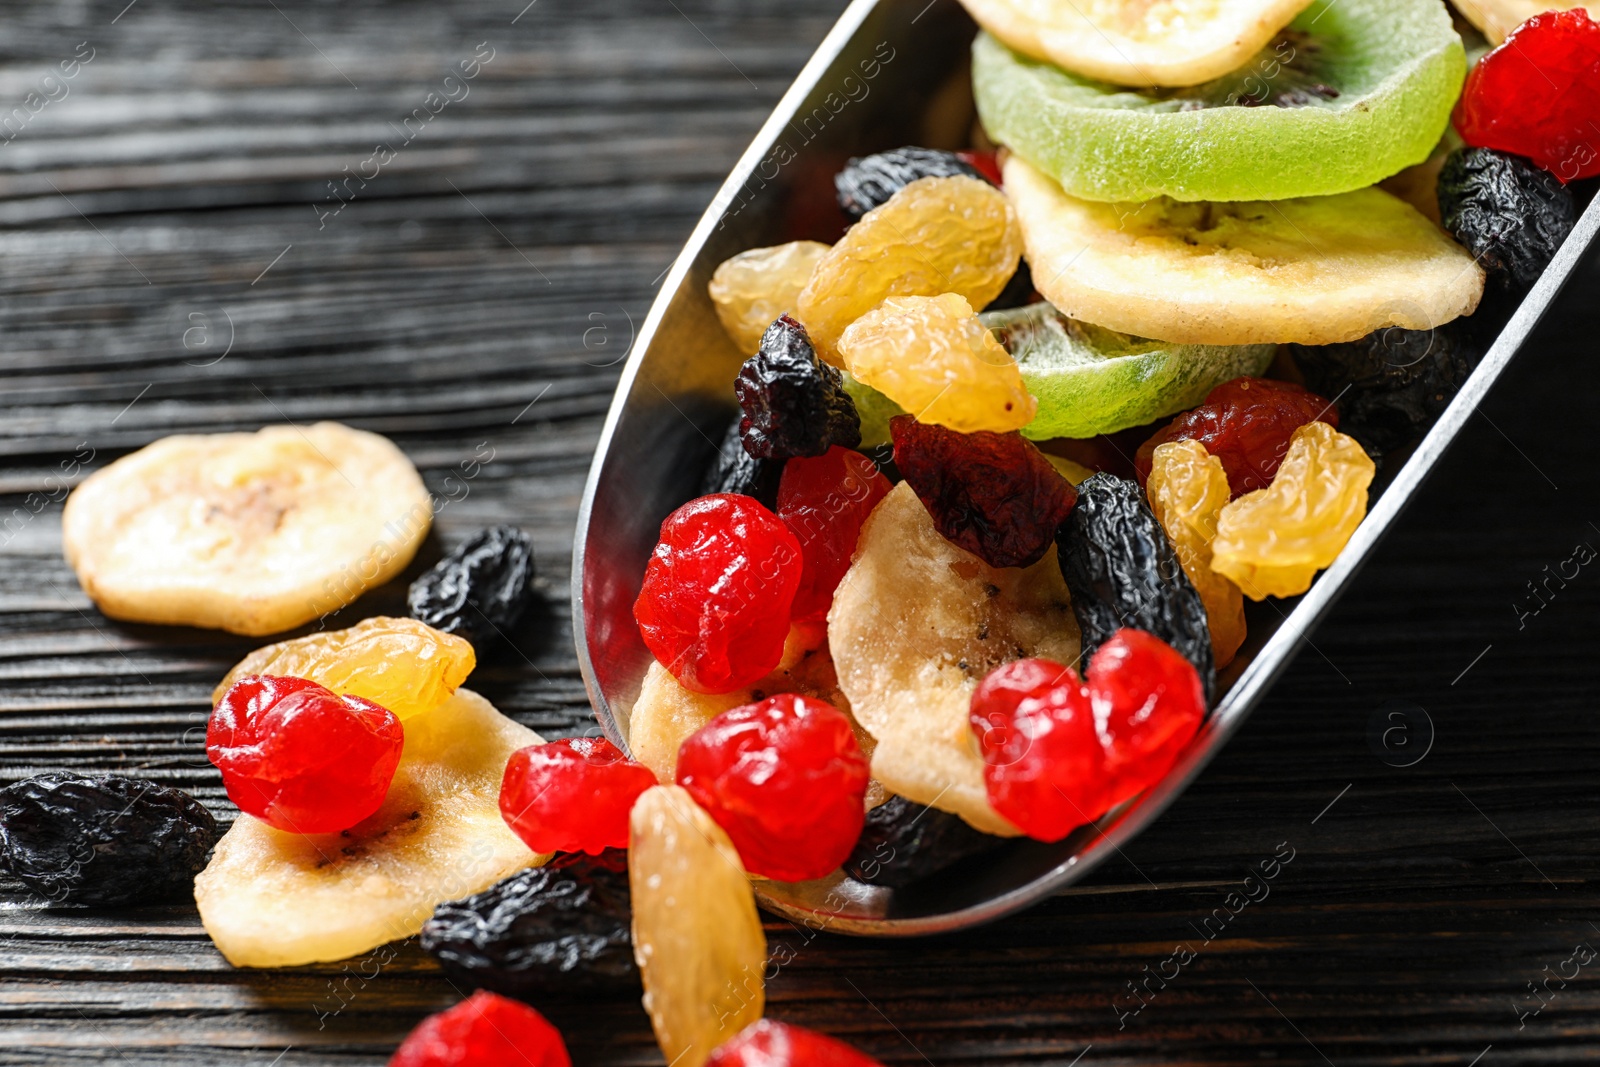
[972,0,1467,203]
[843,304,1275,442]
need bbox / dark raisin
[1438,147,1577,291]
[890,415,1076,569]
[1056,473,1215,700]
[983,258,1037,312]
[421,850,635,996]
[0,773,218,906]
[701,416,781,506]
[735,315,860,460]
[1288,322,1480,462]
[835,147,988,220]
[844,795,1001,889]
[407,526,536,646]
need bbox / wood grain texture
[1,0,1599,1063]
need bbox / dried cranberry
[389,990,570,1067]
[634,494,803,694]
[889,416,1077,568]
[969,658,1102,842]
[777,446,892,620]
[208,675,402,835]
[676,694,869,882]
[736,315,861,460]
[499,738,656,855]
[1087,629,1206,810]
[1454,9,1600,182]
[1134,377,1338,497]
[709,1019,885,1066]
[970,630,1204,842]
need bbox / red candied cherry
[777,446,892,620]
[957,149,1004,187]
[499,737,656,854]
[390,990,570,1067]
[709,1019,885,1067]
[208,675,403,835]
[1134,377,1337,498]
[676,694,869,882]
[970,632,1206,841]
[1087,629,1206,811]
[890,416,1077,569]
[1454,9,1600,182]
[969,658,1103,842]
[634,493,803,694]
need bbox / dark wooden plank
[1,0,1599,1063]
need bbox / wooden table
[1,0,1597,1062]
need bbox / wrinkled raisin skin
[408,526,537,647]
[1289,323,1479,462]
[835,147,987,219]
[736,316,861,460]
[1056,473,1215,700]
[702,417,781,506]
[1135,377,1337,498]
[843,795,1000,889]
[0,772,218,906]
[891,416,1077,569]
[421,850,636,996]
[1438,147,1576,291]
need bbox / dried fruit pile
[31,3,1593,1065]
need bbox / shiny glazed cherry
[208,674,403,835]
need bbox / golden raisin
[629,785,766,1067]
[708,241,830,355]
[796,175,1023,364]
[1211,422,1376,600]
[1146,440,1246,668]
[212,616,475,721]
[838,294,1036,433]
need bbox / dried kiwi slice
[973,0,1467,203]
[986,303,1275,439]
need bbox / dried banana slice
[62,423,432,636]
[1005,155,1485,346]
[958,0,1313,87]
[628,621,885,805]
[195,688,545,968]
[828,483,1079,835]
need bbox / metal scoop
[572,0,1600,935]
